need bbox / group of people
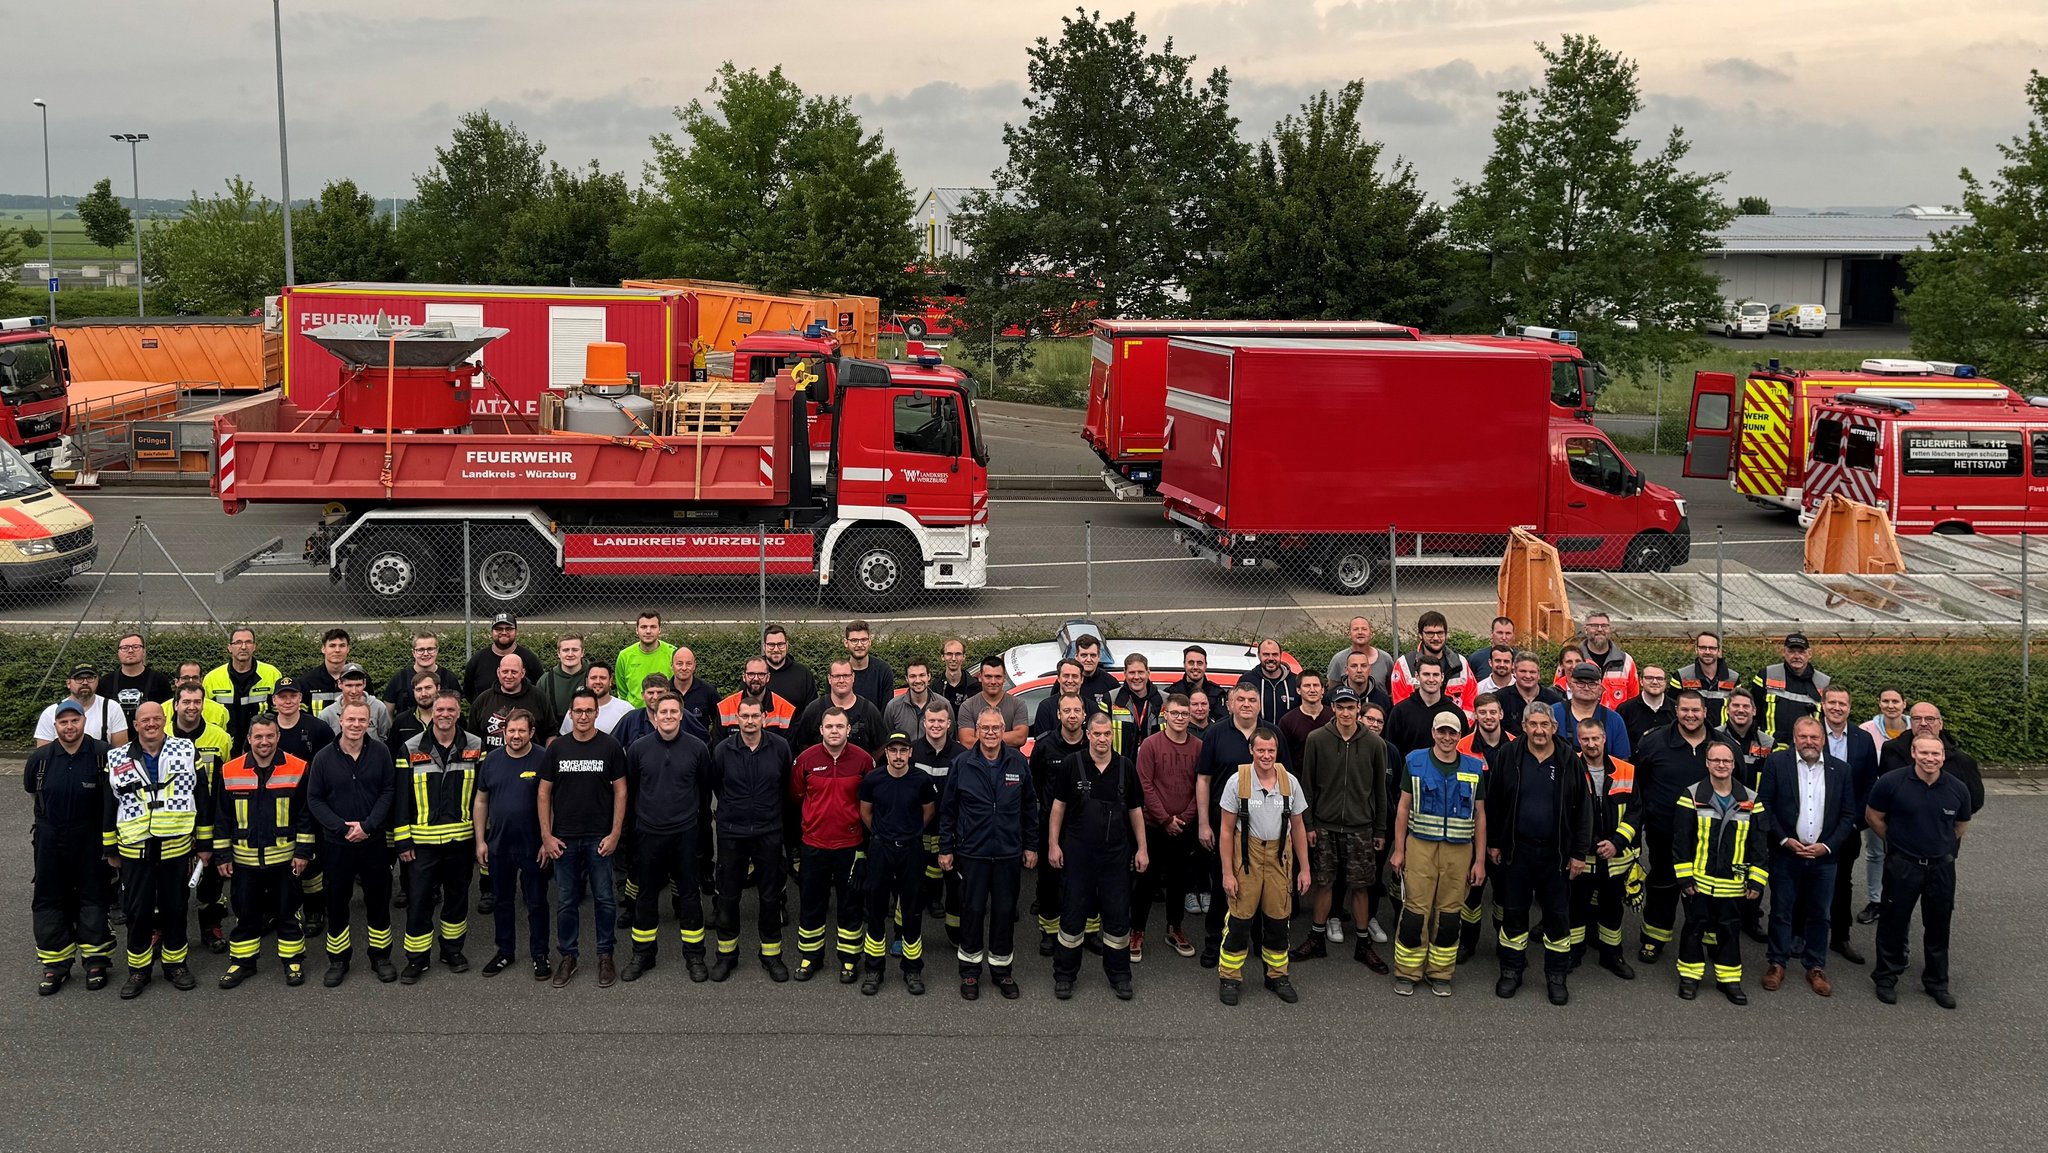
[24,609,1986,1011]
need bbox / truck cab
[0,316,74,472]
[1550,422,1691,570]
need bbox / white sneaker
[1184,894,1204,914]
[1368,919,1389,944]
[1325,919,1345,944]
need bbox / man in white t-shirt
[34,665,128,747]
[561,664,633,735]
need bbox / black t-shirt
[478,746,545,846]
[539,731,626,839]
[1055,752,1143,852]
[1517,749,1559,842]
[860,766,938,841]
[274,714,335,761]
[1867,768,1972,859]
[104,668,173,730]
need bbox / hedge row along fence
[4,622,2037,766]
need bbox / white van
[1714,300,1770,339]
[1770,303,1827,337]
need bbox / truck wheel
[901,317,928,340]
[469,529,553,616]
[1622,532,1676,572]
[348,530,441,617]
[1318,542,1383,595]
[834,528,919,612]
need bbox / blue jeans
[1862,828,1885,903]
[1767,849,1836,970]
[553,837,616,958]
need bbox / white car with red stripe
[0,439,95,587]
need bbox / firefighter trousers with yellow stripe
[631,827,706,960]
[120,849,191,972]
[31,824,112,969]
[1495,849,1572,977]
[1394,836,1473,982]
[402,844,472,961]
[1570,858,1633,958]
[865,837,925,974]
[798,844,864,971]
[228,862,305,961]
[1677,891,1747,985]
[1219,837,1291,982]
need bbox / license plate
[70,560,91,576]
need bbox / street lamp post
[272,0,295,286]
[109,132,147,317]
[32,99,54,319]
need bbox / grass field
[2,213,147,261]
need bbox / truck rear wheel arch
[1931,521,1974,536]
[832,525,921,612]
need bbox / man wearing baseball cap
[1753,633,1832,746]
[35,665,126,748]
[1388,711,1488,996]
[859,732,938,995]
[463,614,542,704]
[1552,663,1632,762]
[26,699,116,994]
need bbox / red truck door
[833,384,979,527]
[1551,430,1641,566]
[1083,332,1113,453]
[1684,371,1738,478]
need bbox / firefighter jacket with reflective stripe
[1389,649,1478,713]
[717,690,796,732]
[103,737,211,857]
[1674,660,1743,720]
[215,753,313,866]
[201,662,280,739]
[1672,780,1768,898]
[1587,755,1638,870]
[1753,663,1831,746]
[171,720,231,791]
[395,731,484,847]
[1102,686,1164,758]
[1579,643,1639,710]
[1400,749,1484,844]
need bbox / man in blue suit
[1818,687,1880,965]
[1758,715,1858,996]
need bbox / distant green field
[2,213,142,261]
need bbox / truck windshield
[0,438,51,500]
[0,339,66,405]
[1551,361,1582,408]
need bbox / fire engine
[1802,389,2048,534]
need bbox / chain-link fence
[0,515,2036,761]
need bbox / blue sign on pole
[47,278,59,294]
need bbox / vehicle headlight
[18,539,55,555]
[1675,498,1688,518]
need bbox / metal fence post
[462,520,473,661]
[2023,530,2032,747]
[1387,523,1399,651]
[1084,520,1093,618]
[1715,526,1725,642]
[758,529,768,639]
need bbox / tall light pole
[109,132,148,317]
[32,99,54,319]
[272,0,295,286]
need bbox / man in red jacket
[791,708,873,983]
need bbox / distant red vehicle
[0,316,76,472]
[1802,390,2048,534]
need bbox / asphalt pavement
[2,779,2039,1151]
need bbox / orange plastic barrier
[1804,493,1906,574]
[1497,527,1574,642]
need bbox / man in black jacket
[305,702,397,987]
[621,696,712,983]
[1757,716,1857,997]
[939,704,1039,1001]
[707,698,794,983]
[1630,691,1736,964]
[25,702,113,995]
[1486,706,1592,1005]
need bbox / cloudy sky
[5,0,2041,213]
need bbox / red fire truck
[1802,390,2048,534]
[215,328,990,614]
[0,316,78,471]
[1158,337,1687,592]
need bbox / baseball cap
[1432,711,1463,732]
[339,663,368,681]
[69,664,98,679]
[641,672,672,692]
[1570,662,1601,682]
[54,699,84,717]
[272,676,302,695]
[491,613,517,628]
[883,731,914,749]
[1783,632,1810,650]
[1329,687,1362,705]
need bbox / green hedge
[6,622,2037,765]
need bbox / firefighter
[1673,742,1768,1004]
[1047,711,1148,1001]
[622,695,712,983]
[1631,690,1735,963]
[26,700,114,994]
[1576,612,1639,709]
[168,684,232,955]
[707,697,794,982]
[1029,692,1090,955]
[394,690,484,983]
[103,701,212,999]
[940,704,1040,1001]
[1753,633,1830,746]
[1215,728,1311,1006]
[306,701,399,988]
[1674,631,1742,728]
[910,700,966,938]
[1485,706,1591,1005]
[202,626,281,755]
[859,732,939,995]
[792,707,874,983]
[1388,713,1488,997]
[1572,716,1638,980]
[214,715,313,988]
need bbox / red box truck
[1802,390,2048,534]
[1157,337,1689,593]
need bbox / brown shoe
[597,954,617,988]
[550,955,578,989]
[1806,968,1833,997]
[1761,963,1785,992]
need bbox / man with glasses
[104,635,173,734]
[1675,631,1741,728]
[383,634,458,709]
[203,627,280,756]
[1390,612,1477,714]
[762,625,818,714]
[935,638,976,712]
[539,689,628,989]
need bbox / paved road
[2,781,2037,1151]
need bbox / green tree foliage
[1735,195,1772,215]
[500,161,634,286]
[1450,35,1732,378]
[76,177,132,256]
[1902,71,2048,391]
[398,111,546,282]
[20,226,43,251]
[294,178,402,284]
[1192,82,1453,328]
[143,177,284,315]
[946,9,1245,371]
[618,63,919,302]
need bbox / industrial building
[1704,207,1969,330]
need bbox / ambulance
[1801,390,2048,534]
[1683,358,2008,513]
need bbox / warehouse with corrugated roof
[1704,207,1969,330]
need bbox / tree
[1902,71,2048,391]
[398,111,546,282]
[1449,35,1733,378]
[20,226,43,251]
[1192,82,1453,328]
[1735,195,1771,215]
[617,63,919,303]
[143,177,284,314]
[945,9,1246,369]
[77,178,132,256]
[499,160,635,286]
[294,178,402,283]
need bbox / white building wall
[1703,255,1844,328]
